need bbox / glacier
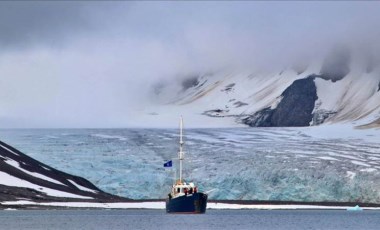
[0,127,379,203]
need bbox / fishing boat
[165,117,208,214]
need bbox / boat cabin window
[177,188,180,193]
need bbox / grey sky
[0,1,379,128]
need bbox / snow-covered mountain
[0,140,128,203]
[144,47,380,128]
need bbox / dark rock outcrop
[221,83,235,93]
[233,101,248,108]
[242,108,274,127]
[243,76,318,127]
[320,46,351,82]
[182,76,199,90]
[203,109,229,117]
[0,140,129,203]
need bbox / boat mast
[179,116,184,183]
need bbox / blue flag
[164,160,172,167]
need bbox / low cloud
[0,1,380,127]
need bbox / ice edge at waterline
[2,201,380,210]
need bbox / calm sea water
[0,210,379,230]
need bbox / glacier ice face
[0,128,379,203]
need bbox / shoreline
[2,199,380,210]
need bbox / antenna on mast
[179,116,184,183]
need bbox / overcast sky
[0,1,379,128]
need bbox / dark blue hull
[166,192,207,214]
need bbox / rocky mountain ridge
[148,48,380,128]
[0,140,129,203]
